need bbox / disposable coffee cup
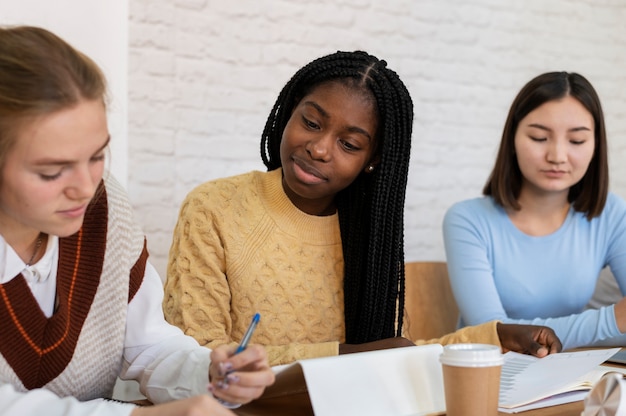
[439,343,503,416]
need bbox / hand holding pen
[207,313,273,407]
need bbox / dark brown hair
[483,72,608,219]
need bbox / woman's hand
[497,323,562,357]
[131,395,236,416]
[339,336,415,354]
[208,344,275,405]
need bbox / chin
[54,223,85,238]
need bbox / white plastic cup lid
[439,343,504,367]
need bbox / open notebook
[498,347,623,413]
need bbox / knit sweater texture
[164,169,500,366]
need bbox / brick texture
[128,0,626,279]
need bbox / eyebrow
[303,101,373,141]
[526,123,592,133]
[33,135,111,166]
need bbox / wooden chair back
[402,261,459,341]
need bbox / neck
[25,233,45,266]
[281,177,337,216]
[508,187,570,236]
[0,228,45,265]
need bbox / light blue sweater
[443,192,626,350]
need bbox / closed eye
[339,139,361,151]
[302,116,320,130]
[40,171,63,181]
[91,153,106,163]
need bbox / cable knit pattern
[164,169,343,365]
[164,169,503,365]
[0,174,146,400]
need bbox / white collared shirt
[0,236,212,416]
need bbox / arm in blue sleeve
[443,200,625,350]
[500,306,622,350]
[442,203,509,325]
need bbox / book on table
[498,347,624,413]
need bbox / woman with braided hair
[164,50,561,366]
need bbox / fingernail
[217,380,230,390]
[218,362,233,376]
[226,374,240,384]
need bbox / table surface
[234,393,586,416]
[234,358,626,416]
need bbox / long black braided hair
[260,51,414,344]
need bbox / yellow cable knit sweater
[163,169,501,366]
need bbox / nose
[546,139,567,165]
[65,165,98,200]
[306,133,333,161]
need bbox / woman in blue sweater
[443,71,626,350]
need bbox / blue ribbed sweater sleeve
[442,193,626,350]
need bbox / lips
[542,169,567,178]
[59,204,87,218]
[292,156,328,183]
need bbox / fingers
[137,396,237,416]
[208,344,275,405]
[526,341,548,358]
[210,344,269,382]
[496,323,562,357]
[210,375,269,404]
[535,327,563,354]
[227,344,270,371]
[210,344,238,363]
[521,326,562,357]
[209,367,275,404]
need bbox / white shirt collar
[0,234,59,284]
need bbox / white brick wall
[128,0,626,279]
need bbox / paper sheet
[275,344,446,416]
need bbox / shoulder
[187,171,260,196]
[101,173,145,257]
[178,170,269,218]
[596,191,626,222]
[182,171,260,205]
[604,192,626,211]
[102,173,133,218]
[443,196,506,242]
[444,196,498,222]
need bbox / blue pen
[235,313,260,354]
